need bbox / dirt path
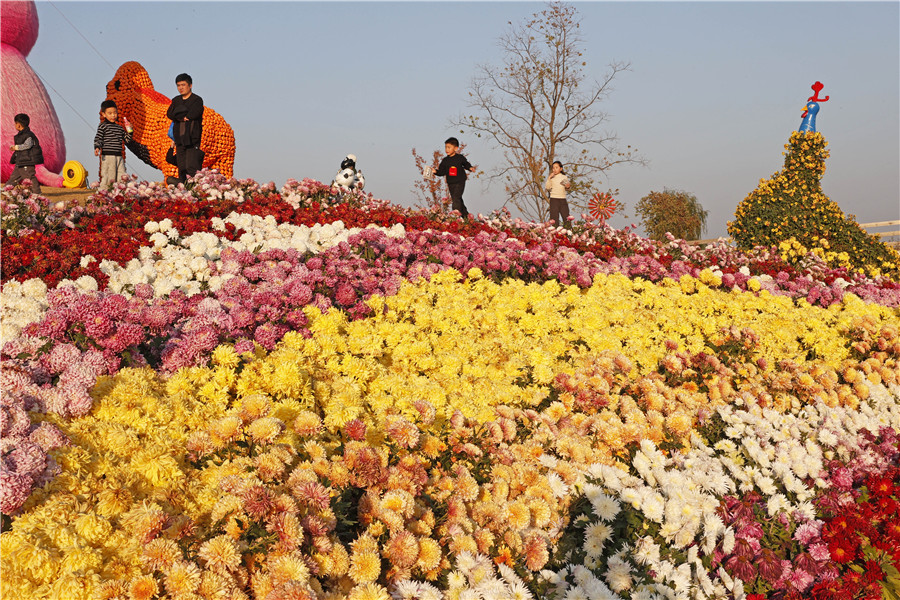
[39,186,96,206]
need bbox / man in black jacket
[166,73,204,183]
[7,113,43,193]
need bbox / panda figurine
[332,154,365,191]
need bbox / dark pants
[447,182,469,218]
[175,145,203,182]
[7,165,41,193]
[549,197,570,228]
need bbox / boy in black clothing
[434,137,476,218]
[7,113,43,193]
[166,73,204,183]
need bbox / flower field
[2,171,900,600]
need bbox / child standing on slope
[433,137,476,219]
[7,113,43,193]
[94,100,133,189]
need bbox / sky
[23,1,900,237]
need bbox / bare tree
[453,2,643,222]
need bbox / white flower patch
[99,213,406,298]
[542,384,900,600]
[0,278,48,340]
[0,215,408,336]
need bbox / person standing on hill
[544,160,571,228]
[433,137,476,219]
[7,113,43,193]
[166,73,204,183]
[94,100,133,189]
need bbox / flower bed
[2,172,899,600]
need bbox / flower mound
[728,131,899,278]
[1,171,899,600]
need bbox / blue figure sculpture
[798,81,829,133]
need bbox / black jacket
[435,154,472,184]
[11,128,43,166]
[167,93,204,147]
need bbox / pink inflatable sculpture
[1,1,65,187]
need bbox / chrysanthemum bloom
[292,411,323,437]
[506,501,530,531]
[198,535,242,572]
[164,561,202,596]
[347,582,391,600]
[255,451,288,482]
[528,498,552,528]
[385,417,420,449]
[127,574,159,600]
[248,416,285,444]
[242,484,274,520]
[351,534,380,556]
[209,415,243,446]
[73,513,113,545]
[605,557,634,593]
[240,393,272,421]
[413,400,437,425]
[415,537,442,573]
[141,538,182,571]
[199,569,234,599]
[385,530,419,569]
[268,552,311,587]
[523,534,549,571]
[348,550,381,584]
[292,480,332,512]
[344,419,367,441]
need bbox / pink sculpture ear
[1,1,39,56]
[1,1,66,186]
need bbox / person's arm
[185,95,204,121]
[13,137,34,152]
[545,175,553,191]
[166,98,179,121]
[461,155,473,172]
[434,157,447,177]
[94,124,105,149]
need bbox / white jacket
[545,173,569,199]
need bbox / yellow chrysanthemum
[348,550,381,584]
[198,535,242,572]
[163,561,202,596]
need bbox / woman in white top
[544,160,571,228]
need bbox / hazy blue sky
[27,1,900,236]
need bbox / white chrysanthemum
[584,521,612,549]
[547,472,570,498]
[447,570,466,590]
[589,491,621,522]
[563,585,589,600]
[21,277,48,297]
[392,580,421,599]
[632,536,660,567]
[605,557,633,593]
[721,528,736,554]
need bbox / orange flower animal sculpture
[105,61,235,180]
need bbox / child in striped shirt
[94,100,132,189]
